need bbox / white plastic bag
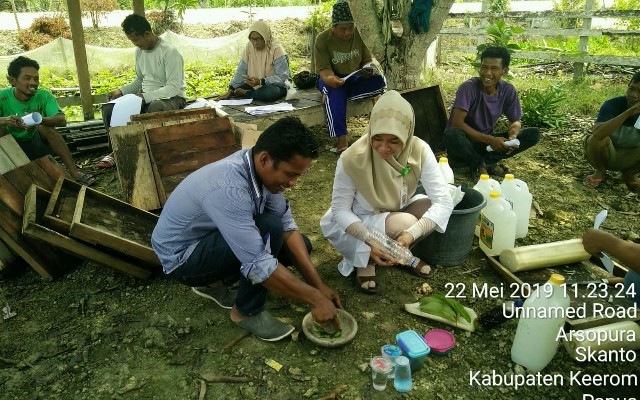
[285,80,300,101]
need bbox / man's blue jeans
[170,213,312,316]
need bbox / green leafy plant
[476,20,524,56]
[305,0,334,33]
[172,0,199,26]
[520,85,568,129]
[147,9,179,34]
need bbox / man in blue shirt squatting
[152,117,343,341]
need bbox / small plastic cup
[22,112,42,127]
[381,344,402,379]
[370,356,392,391]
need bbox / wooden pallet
[0,156,77,281]
[23,185,152,280]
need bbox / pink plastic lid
[423,329,455,352]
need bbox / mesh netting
[0,29,250,74]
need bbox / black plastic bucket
[412,186,486,267]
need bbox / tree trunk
[348,0,455,90]
[9,0,20,31]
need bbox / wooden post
[66,0,94,121]
[574,0,595,82]
[133,0,145,16]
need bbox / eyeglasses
[249,36,265,43]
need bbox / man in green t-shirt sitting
[0,56,94,185]
[314,0,386,153]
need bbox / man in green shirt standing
[314,0,386,153]
[0,56,93,185]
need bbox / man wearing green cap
[315,0,386,153]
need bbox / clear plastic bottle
[393,356,413,392]
[472,174,501,236]
[476,299,524,329]
[500,174,532,239]
[511,274,570,372]
[362,228,420,268]
[479,191,516,256]
[438,157,455,184]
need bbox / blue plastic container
[396,330,430,371]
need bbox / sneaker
[191,286,236,310]
[235,310,295,342]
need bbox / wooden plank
[0,239,17,275]
[2,167,34,196]
[0,148,17,175]
[0,135,30,168]
[43,177,82,235]
[34,155,71,186]
[400,85,448,153]
[149,131,237,163]
[19,162,55,191]
[161,172,190,196]
[135,112,216,130]
[130,107,215,123]
[0,177,62,281]
[0,172,26,215]
[70,183,161,266]
[23,185,152,280]
[110,124,160,211]
[145,118,233,145]
[157,145,240,177]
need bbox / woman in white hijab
[220,20,291,101]
[320,90,453,293]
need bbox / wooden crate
[66,180,161,266]
[0,156,76,281]
[400,85,449,154]
[145,117,240,203]
[486,255,637,330]
[130,107,216,129]
[23,185,152,280]
[43,178,83,235]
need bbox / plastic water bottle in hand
[362,228,420,268]
[438,157,455,184]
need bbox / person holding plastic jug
[442,46,540,178]
[320,90,453,294]
[583,71,640,192]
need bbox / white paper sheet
[244,103,295,115]
[218,98,253,106]
[109,94,143,127]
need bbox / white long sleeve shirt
[320,139,453,276]
[120,38,186,103]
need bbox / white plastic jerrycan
[500,174,532,239]
[479,191,516,256]
[438,157,455,184]
[472,174,501,237]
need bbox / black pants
[169,213,312,316]
[443,127,541,171]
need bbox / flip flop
[78,174,97,187]
[329,146,348,155]
[406,260,435,278]
[625,180,640,192]
[353,270,378,294]
[584,175,605,188]
[96,154,115,168]
[486,163,509,178]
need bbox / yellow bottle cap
[549,274,565,285]
[489,191,500,198]
[504,174,515,180]
[439,157,448,163]
[480,174,489,180]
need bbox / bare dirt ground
[1,20,639,400]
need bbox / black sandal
[486,163,510,178]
